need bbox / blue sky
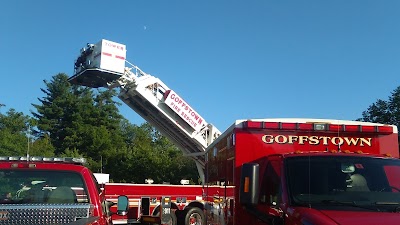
[1,1,400,131]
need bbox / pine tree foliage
[2,73,200,184]
[106,122,199,184]
[28,134,55,157]
[31,73,126,161]
[0,108,33,156]
[358,86,400,128]
[31,73,79,153]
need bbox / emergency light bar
[243,121,394,134]
[0,156,87,164]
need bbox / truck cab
[243,154,400,225]
[205,118,400,225]
[0,156,128,225]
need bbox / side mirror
[117,195,129,216]
[103,200,115,217]
[239,163,259,205]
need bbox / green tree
[106,122,199,184]
[29,134,55,157]
[30,73,199,183]
[358,86,400,127]
[0,108,32,156]
[31,73,126,172]
[32,73,79,154]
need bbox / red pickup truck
[0,156,129,225]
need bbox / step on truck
[68,39,400,224]
[0,157,129,225]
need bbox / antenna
[26,125,30,161]
[308,155,311,208]
[336,120,341,152]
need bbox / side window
[260,161,281,206]
[384,165,400,192]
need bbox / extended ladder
[68,40,221,183]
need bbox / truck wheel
[163,211,177,225]
[154,211,177,225]
[184,207,205,225]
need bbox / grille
[0,203,93,225]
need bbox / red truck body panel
[104,183,234,223]
[105,183,204,221]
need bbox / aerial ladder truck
[68,39,221,185]
[66,40,400,225]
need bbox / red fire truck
[204,118,400,225]
[104,183,230,225]
[69,39,400,224]
[0,156,129,224]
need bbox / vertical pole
[101,155,103,173]
[27,125,30,160]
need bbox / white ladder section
[116,65,221,181]
[70,63,221,184]
[68,40,221,184]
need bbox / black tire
[184,207,205,225]
[164,211,177,225]
[154,210,177,225]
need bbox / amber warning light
[244,177,250,193]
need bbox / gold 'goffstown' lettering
[261,135,372,147]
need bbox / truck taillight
[244,121,394,134]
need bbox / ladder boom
[68,39,221,181]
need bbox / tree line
[1,73,399,184]
[0,73,199,184]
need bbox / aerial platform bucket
[68,68,123,88]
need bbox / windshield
[0,169,89,204]
[286,156,400,211]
